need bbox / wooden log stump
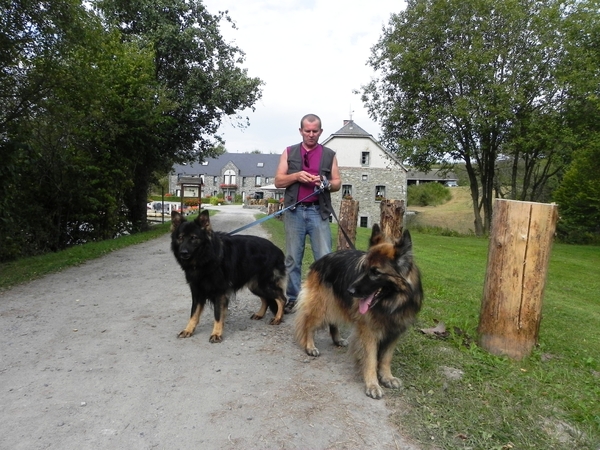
[379,199,405,240]
[478,199,558,360]
[337,199,358,250]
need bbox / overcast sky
[201,0,407,154]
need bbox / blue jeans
[283,205,332,303]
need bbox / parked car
[445,181,458,187]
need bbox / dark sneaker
[284,302,296,314]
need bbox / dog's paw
[209,334,223,343]
[379,376,402,389]
[250,313,264,321]
[177,330,193,338]
[365,383,384,399]
[334,338,348,348]
[305,346,320,357]
[269,317,282,325]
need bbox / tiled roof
[172,153,281,177]
[329,120,372,137]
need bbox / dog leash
[227,178,356,250]
[226,189,326,236]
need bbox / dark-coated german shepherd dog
[171,210,287,343]
[294,224,423,399]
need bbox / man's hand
[297,171,320,185]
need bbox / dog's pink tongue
[359,293,375,314]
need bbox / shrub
[407,182,452,206]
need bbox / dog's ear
[394,229,414,272]
[369,224,384,247]
[170,211,185,232]
[195,210,212,232]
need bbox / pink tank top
[297,144,322,202]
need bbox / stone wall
[330,166,406,228]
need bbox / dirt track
[0,205,418,450]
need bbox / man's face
[299,120,323,149]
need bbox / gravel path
[0,205,418,450]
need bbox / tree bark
[478,199,558,360]
[379,199,404,240]
[337,199,358,250]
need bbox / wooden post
[337,199,359,250]
[478,199,558,360]
[199,181,203,210]
[379,199,405,240]
[180,184,185,214]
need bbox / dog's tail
[293,272,331,348]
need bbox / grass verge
[0,223,170,291]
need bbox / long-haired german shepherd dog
[171,210,287,343]
[294,224,423,399]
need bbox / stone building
[170,153,281,203]
[323,120,407,228]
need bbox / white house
[323,120,408,228]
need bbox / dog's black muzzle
[178,249,191,260]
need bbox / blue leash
[226,188,325,236]
[226,178,356,250]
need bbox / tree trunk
[337,199,358,250]
[465,161,485,236]
[478,199,558,360]
[127,166,151,233]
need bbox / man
[274,114,342,313]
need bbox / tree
[95,0,264,231]
[0,0,104,259]
[1,0,263,260]
[361,0,567,235]
[552,0,600,243]
[553,143,600,243]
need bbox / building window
[342,184,352,199]
[265,177,270,184]
[375,185,386,201]
[362,174,368,181]
[242,177,246,187]
[361,152,370,166]
[360,217,368,228]
[223,169,236,186]
[213,176,218,184]
[255,175,262,186]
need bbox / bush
[407,182,452,206]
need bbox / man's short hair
[300,114,322,130]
